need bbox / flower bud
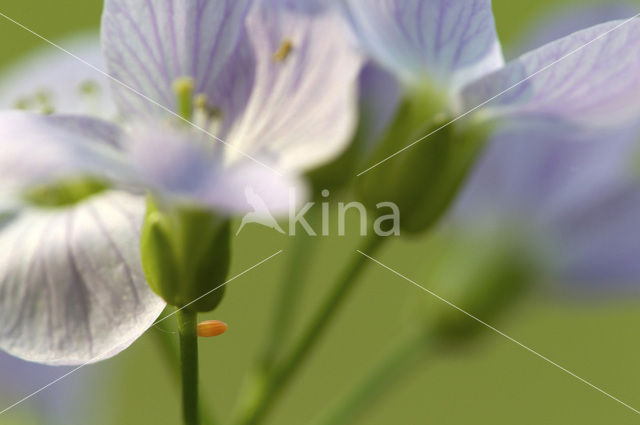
[140,196,231,312]
[418,230,537,342]
[357,84,491,234]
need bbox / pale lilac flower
[343,0,640,126]
[0,0,363,365]
[343,1,640,288]
[451,123,640,292]
[0,35,165,366]
[342,0,505,109]
[449,5,640,292]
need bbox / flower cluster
[1,0,640,371]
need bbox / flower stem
[311,331,433,425]
[260,209,321,371]
[178,309,200,425]
[150,320,218,425]
[236,232,386,425]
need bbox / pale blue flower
[343,0,640,289]
[450,5,640,292]
[0,0,364,365]
[452,122,640,292]
[343,0,640,126]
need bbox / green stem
[150,325,218,425]
[178,309,200,425]
[261,209,320,371]
[236,233,386,425]
[311,332,432,425]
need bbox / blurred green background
[2,0,640,424]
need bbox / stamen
[79,80,100,96]
[13,97,32,110]
[194,93,209,111]
[197,320,228,338]
[193,92,224,134]
[273,39,294,63]
[172,76,195,121]
[35,89,52,104]
[40,105,55,115]
[196,94,222,119]
[35,89,55,114]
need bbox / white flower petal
[226,2,364,171]
[0,191,165,365]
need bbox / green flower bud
[141,196,231,312]
[418,230,537,342]
[357,84,491,234]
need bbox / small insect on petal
[197,320,228,338]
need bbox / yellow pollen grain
[273,39,294,63]
[194,93,209,110]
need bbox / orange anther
[197,320,228,338]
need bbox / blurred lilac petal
[127,122,306,215]
[0,351,93,424]
[357,62,401,153]
[462,19,640,128]
[0,33,115,118]
[101,0,252,117]
[513,2,637,57]
[0,191,166,365]
[453,122,640,290]
[203,32,257,138]
[225,2,364,171]
[342,0,504,95]
[0,111,135,197]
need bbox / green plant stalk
[150,324,218,425]
[260,208,321,372]
[312,332,432,425]
[236,232,386,425]
[178,309,200,425]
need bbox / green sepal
[357,85,492,234]
[141,196,231,312]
